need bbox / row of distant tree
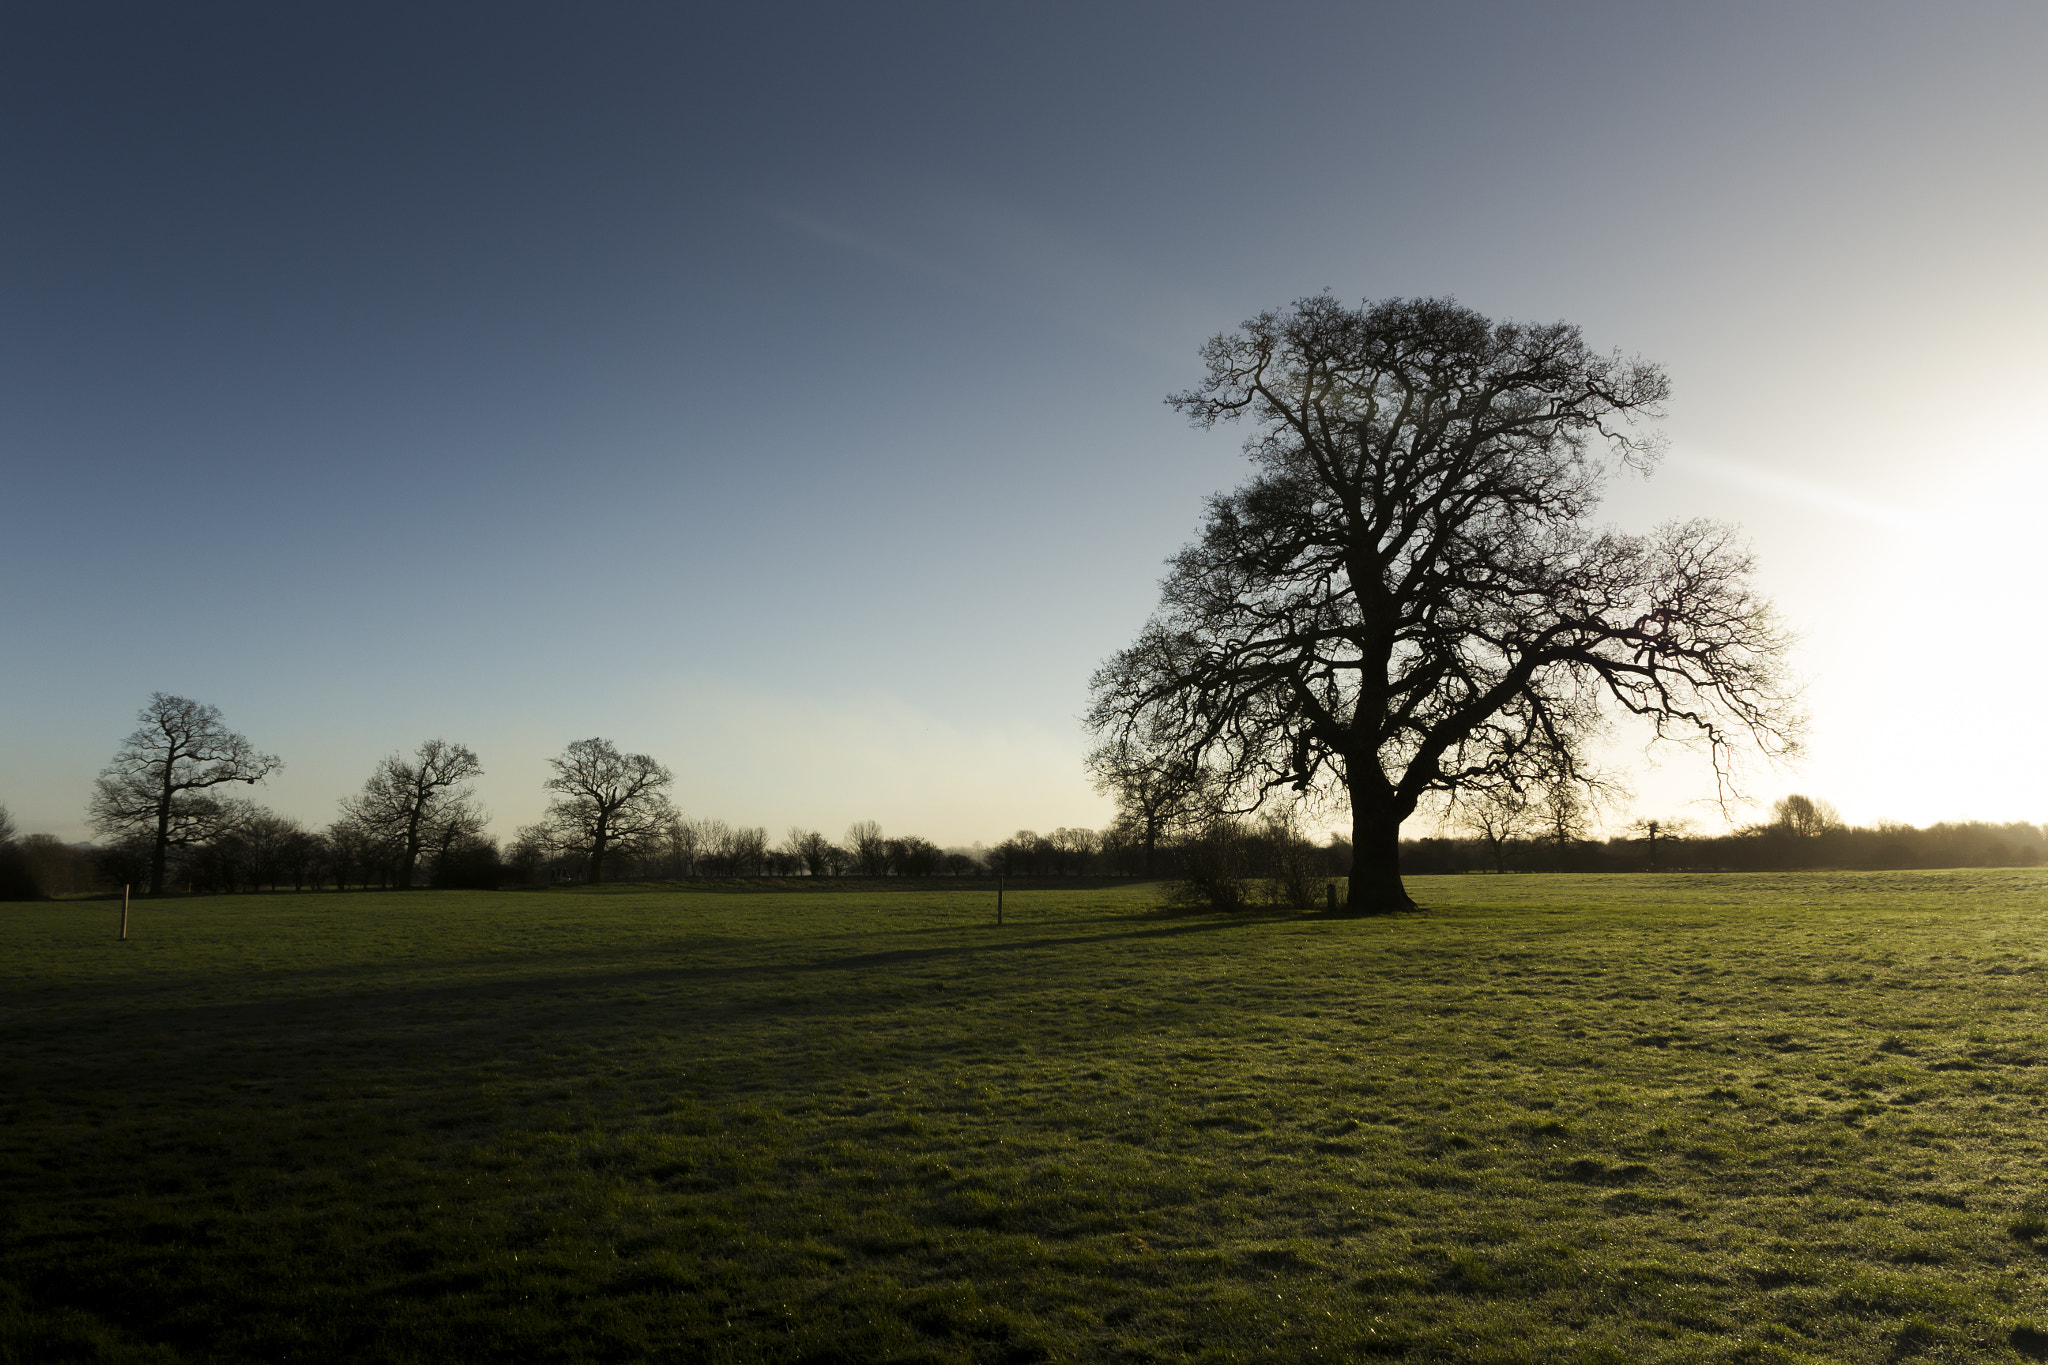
[5,694,2043,901]
[1406,792,2048,875]
[0,693,1162,899]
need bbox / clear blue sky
[5,2,2044,845]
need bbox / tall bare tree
[1089,295,1798,913]
[540,738,678,883]
[88,694,282,895]
[341,739,485,890]
[845,820,889,877]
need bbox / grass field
[8,871,2048,1363]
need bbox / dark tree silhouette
[88,694,282,895]
[1771,793,1839,838]
[341,739,485,890]
[845,820,889,877]
[1089,295,1798,913]
[1455,782,1537,875]
[783,827,832,877]
[1086,734,1210,876]
[538,738,677,883]
[0,805,37,901]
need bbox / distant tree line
[1406,793,2048,875]
[4,697,2041,901]
[0,695,1192,899]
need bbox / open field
[7,871,2048,1363]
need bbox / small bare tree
[1628,816,1695,871]
[1167,816,1256,912]
[782,827,832,877]
[1771,794,1840,839]
[89,694,281,895]
[1050,827,1100,875]
[539,738,678,883]
[716,825,769,876]
[1086,735,1209,877]
[1261,808,1329,910]
[846,820,890,877]
[341,739,484,890]
[1454,784,1538,874]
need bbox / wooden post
[997,875,1004,926]
[120,885,130,941]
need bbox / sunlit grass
[6,871,2048,1362]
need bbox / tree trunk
[150,767,174,896]
[1344,792,1416,914]
[400,815,422,890]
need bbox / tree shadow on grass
[4,912,1271,1066]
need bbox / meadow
[6,871,2048,1363]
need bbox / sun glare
[1826,445,2048,825]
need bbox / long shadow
[3,913,1269,1048]
[5,910,1099,1001]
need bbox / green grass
[7,870,2048,1362]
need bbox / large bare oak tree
[88,693,282,895]
[1088,295,1798,913]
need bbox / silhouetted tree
[1771,794,1840,839]
[539,738,678,883]
[888,835,940,876]
[1048,827,1099,876]
[715,824,769,876]
[1455,782,1538,874]
[88,694,282,894]
[324,816,382,889]
[1540,779,1588,872]
[1259,808,1330,909]
[1090,295,1797,912]
[235,810,306,891]
[1627,816,1695,872]
[0,806,39,900]
[430,834,502,889]
[1086,736,1208,876]
[846,820,889,877]
[14,834,101,897]
[341,740,485,889]
[783,827,832,877]
[1168,817,1256,912]
[665,818,715,876]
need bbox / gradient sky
[4,2,2044,847]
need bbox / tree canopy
[341,739,485,890]
[534,738,678,883]
[1089,294,1799,912]
[88,693,282,895]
